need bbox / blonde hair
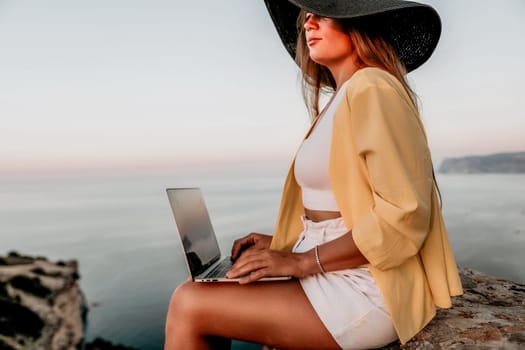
[295,11,418,119]
[295,11,442,206]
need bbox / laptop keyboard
[206,258,234,278]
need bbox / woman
[164,1,463,349]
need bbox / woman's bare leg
[164,280,340,350]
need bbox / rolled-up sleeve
[349,81,433,271]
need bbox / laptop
[166,188,291,282]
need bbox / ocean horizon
[1,167,524,349]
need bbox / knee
[165,281,201,330]
[165,281,208,348]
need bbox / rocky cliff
[439,152,525,174]
[0,252,86,350]
[0,252,138,350]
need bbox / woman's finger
[230,233,257,260]
[238,267,271,284]
[229,250,290,279]
[231,233,272,260]
[227,256,267,279]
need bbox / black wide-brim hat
[263,0,441,72]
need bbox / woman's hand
[227,248,312,284]
[230,233,273,261]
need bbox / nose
[303,13,319,31]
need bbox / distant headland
[439,151,525,174]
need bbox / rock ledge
[381,267,525,349]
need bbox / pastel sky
[1,0,524,175]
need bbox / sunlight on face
[303,13,353,67]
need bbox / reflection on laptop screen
[167,188,221,275]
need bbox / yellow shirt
[270,67,463,344]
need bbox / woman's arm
[346,73,433,270]
[312,230,368,272]
[226,230,367,284]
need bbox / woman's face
[303,13,354,67]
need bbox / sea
[1,167,524,349]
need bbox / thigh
[171,280,340,350]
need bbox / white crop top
[294,84,347,211]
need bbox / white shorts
[292,216,398,350]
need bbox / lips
[307,37,321,46]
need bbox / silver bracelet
[314,245,326,274]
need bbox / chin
[308,49,332,65]
[309,55,329,66]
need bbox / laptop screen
[167,188,221,277]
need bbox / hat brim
[263,0,441,72]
